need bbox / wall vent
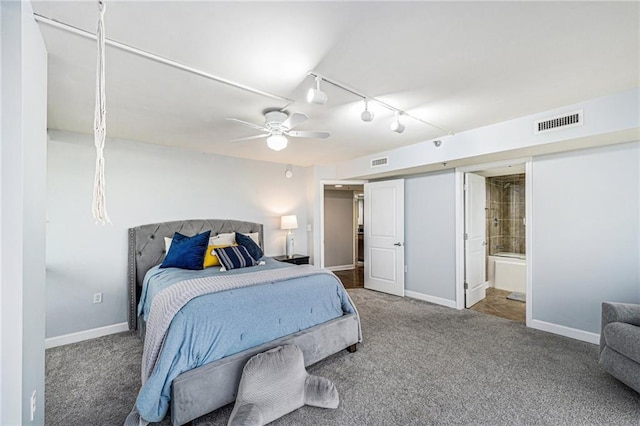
[534,109,583,134]
[370,157,389,168]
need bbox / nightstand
[273,254,310,265]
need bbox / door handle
[394,242,403,246]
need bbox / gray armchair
[600,302,640,393]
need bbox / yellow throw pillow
[203,244,235,268]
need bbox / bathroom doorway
[456,160,532,325]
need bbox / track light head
[361,99,374,122]
[390,114,405,134]
[306,77,327,105]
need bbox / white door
[364,179,405,296]
[465,173,487,307]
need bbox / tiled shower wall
[486,174,526,255]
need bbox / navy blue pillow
[214,245,257,270]
[160,231,211,270]
[235,232,264,260]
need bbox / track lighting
[306,77,328,105]
[361,99,374,122]
[390,113,405,134]
[306,71,454,136]
[267,133,288,151]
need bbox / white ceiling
[32,1,639,167]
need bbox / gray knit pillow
[228,345,339,426]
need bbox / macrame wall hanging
[92,0,111,224]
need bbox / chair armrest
[602,302,640,327]
[601,302,640,355]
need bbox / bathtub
[488,252,526,293]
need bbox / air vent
[370,157,389,168]
[534,110,583,134]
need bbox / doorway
[321,182,364,272]
[456,159,532,325]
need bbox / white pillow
[209,232,236,246]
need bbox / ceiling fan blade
[231,134,268,142]
[281,112,308,130]
[287,130,330,139]
[226,118,267,132]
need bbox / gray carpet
[46,289,640,425]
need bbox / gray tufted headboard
[127,219,264,331]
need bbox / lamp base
[286,232,294,258]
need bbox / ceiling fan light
[267,134,288,151]
[307,77,327,105]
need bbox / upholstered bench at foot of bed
[170,313,360,426]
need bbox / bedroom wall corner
[306,165,338,265]
[46,131,309,340]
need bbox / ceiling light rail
[307,71,453,135]
[33,13,295,105]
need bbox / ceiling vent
[534,110,583,134]
[370,157,389,168]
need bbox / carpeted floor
[46,289,640,425]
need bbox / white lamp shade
[280,215,298,230]
[267,134,288,151]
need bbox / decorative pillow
[242,232,260,245]
[209,232,236,246]
[164,236,173,253]
[214,245,257,271]
[160,231,210,270]
[203,244,236,268]
[228,345,339,426]
[236,232,264,260]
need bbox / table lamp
[280,215,298,258]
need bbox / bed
[127,219,361,425]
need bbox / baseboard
[45,322,129,349]
[326,264,355,272]
[529,319,599,345]
[405,290,457,309]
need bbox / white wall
[336,89,639,180]
[1,1,48,424]
[405,171,457,305]
[323,189,354,268]
[46,130,309,339]
[530,142,640,336]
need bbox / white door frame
[319,180,367,269]
[455,158,533,326]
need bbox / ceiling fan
[227,110,330,151]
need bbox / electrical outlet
[30,390,36,421]
[93,292,103,304]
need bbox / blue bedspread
[135,257,356,422]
